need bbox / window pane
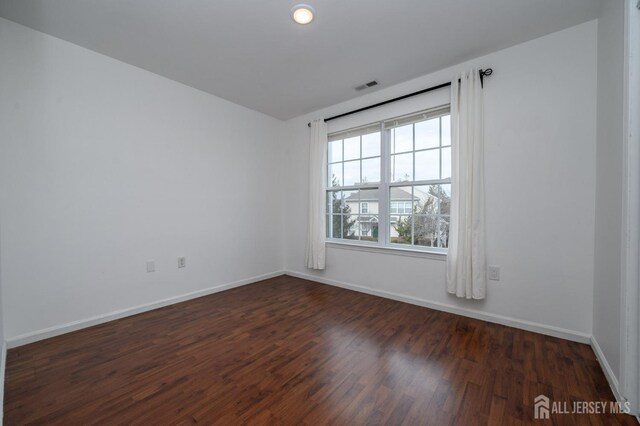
[343,160,360,186]
[329,139,342,163]
[392,125,413,154]
[361,157,380,183]
[390,186,413,209]
[414,185,439,215]
[439,184,451,215]
[326,215,330,238]
[415,118,439,150]
[343,212,358,239]
[331,215,343,238]
[391,215,412,245]
[415,215,438,247]
[438,216,450,248]
[340,191,360,239]
[326,192,331,213]
[358,216,378,241]
[357,188,378,214]
[441,147,451,179]
[391,153,413,182]
[343,136,360,161]
[441,115,451,146]
[329,163,342,187]
[415,149,439,181]
[362,132,380,157]
[412,191,422,214]
[327,190,342,213]
[390,186,413,243]
[342,190,358,213]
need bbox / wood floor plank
[3,275,636,425]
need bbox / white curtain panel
[446,69,487,299]
[305,119,328,270]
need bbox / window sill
[326,241,447,261]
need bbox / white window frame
[326,105,451,255]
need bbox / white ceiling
[0,0,601,120]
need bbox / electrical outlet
[487,265,500,281]
[178,256,186,268]
[146,260,155,273]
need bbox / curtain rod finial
[479,68,492,88]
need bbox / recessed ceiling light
[291,4,315,25]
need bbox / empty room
[0,0,639,424]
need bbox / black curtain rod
[307,68,493,127]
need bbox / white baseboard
[6,270,285,348]
[590,336,624,405]
[284,270,591,344]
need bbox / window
[390,201,412,214]
[326,106,451,252]
[326,124,381,242]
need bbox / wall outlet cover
[487,265,500,281]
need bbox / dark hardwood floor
[4,275,636,425]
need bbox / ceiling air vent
[354,80,378,91]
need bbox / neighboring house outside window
[326,106,451,252]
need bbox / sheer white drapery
[305,119,328,269]
[446,69,486,299]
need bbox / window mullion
[328,201,332,238]
[389,179,448,187]
[379,123,389,246]
[412,123,416,182]
[439,116,443,180]
[341,139,345,187]
[411,185,415,245]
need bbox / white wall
[284,21,598,339]
[0,18,285,340]
[592,0,625,390]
